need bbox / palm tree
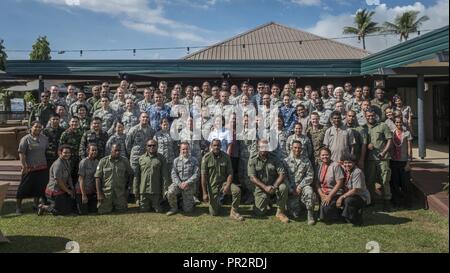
[343,9,381,50]
[383,10,429,42]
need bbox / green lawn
[0,199,448,253]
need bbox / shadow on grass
[363,211,412,226]
[0,235,73,253]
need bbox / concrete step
[0,165,21,172]
[0,171,21,181]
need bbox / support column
[38,75,44,93]
[417,74,426,159]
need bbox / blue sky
[1,0,448,59]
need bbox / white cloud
[366,0,380,6]
[291,0,321,6]
[38,0,212,43]
[306,0,449,53]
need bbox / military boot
[276,209,290,223]
[307,209,316,225]
[230,209,244,221]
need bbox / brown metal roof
[184,22,369,60]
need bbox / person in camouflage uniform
[284,140,316,225]
[286,123,313,161]
[136,139,170,212]
[79,117,108,160]
[55,105,69,129]
[126,112,155,201]
[93,97,117,136]
[306,112,327,165]
[69,91,92,118]
[201,139,244,221]
[28,91,55,128]
[105,121,128,158]
[86,85,101,107]
[43,114,65,166]
[76,105,91,134]
[166,142,200,216]
[153,118,177,182]
[137,88,154,113]
[49,86,67,109]
[121,99,140,134]
[59,116,84,182]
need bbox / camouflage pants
[97,190,128,214]
[238,157,254,193]
[365,160,392,201]
[207,182,241,216]
[139,193,161,212]
[287,185,317,213]
[130,158,140,195]
[253,183,288,215]
[167,183,194,212]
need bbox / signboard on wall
[10,98,25,112]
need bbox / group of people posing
[16,78,414,226]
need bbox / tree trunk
[362,36,366,50]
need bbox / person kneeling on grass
[337,154,371,226]
[201,139,244,221]
[38,145,75,216]
[316,147,344,224]
[166,142,199,216]
[248,139,290,224]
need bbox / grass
[0,199,448,253]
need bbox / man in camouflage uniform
[136,139,169,212]
[365,110,393,211]
[201,139,244,221]
[79,117,108,160]
[166,142,199,216]
[126,112,155,202]
[59,116,84,182]
[248,139,290,223]
[49,85,67,109]
[93,97,117,136]
[69,91,91,118]
[286,123,313,161]
[306,112,327,164]
[137,88,154,113]
[95,144,133,214]
[28,91,55,128]
[284,140,316,225]
[65,85,78,109]
[86,85,101,107]
[43,113,65,166]
[121,99,140,134]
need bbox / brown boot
[230,209,244,221]
[276,209,290,223]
